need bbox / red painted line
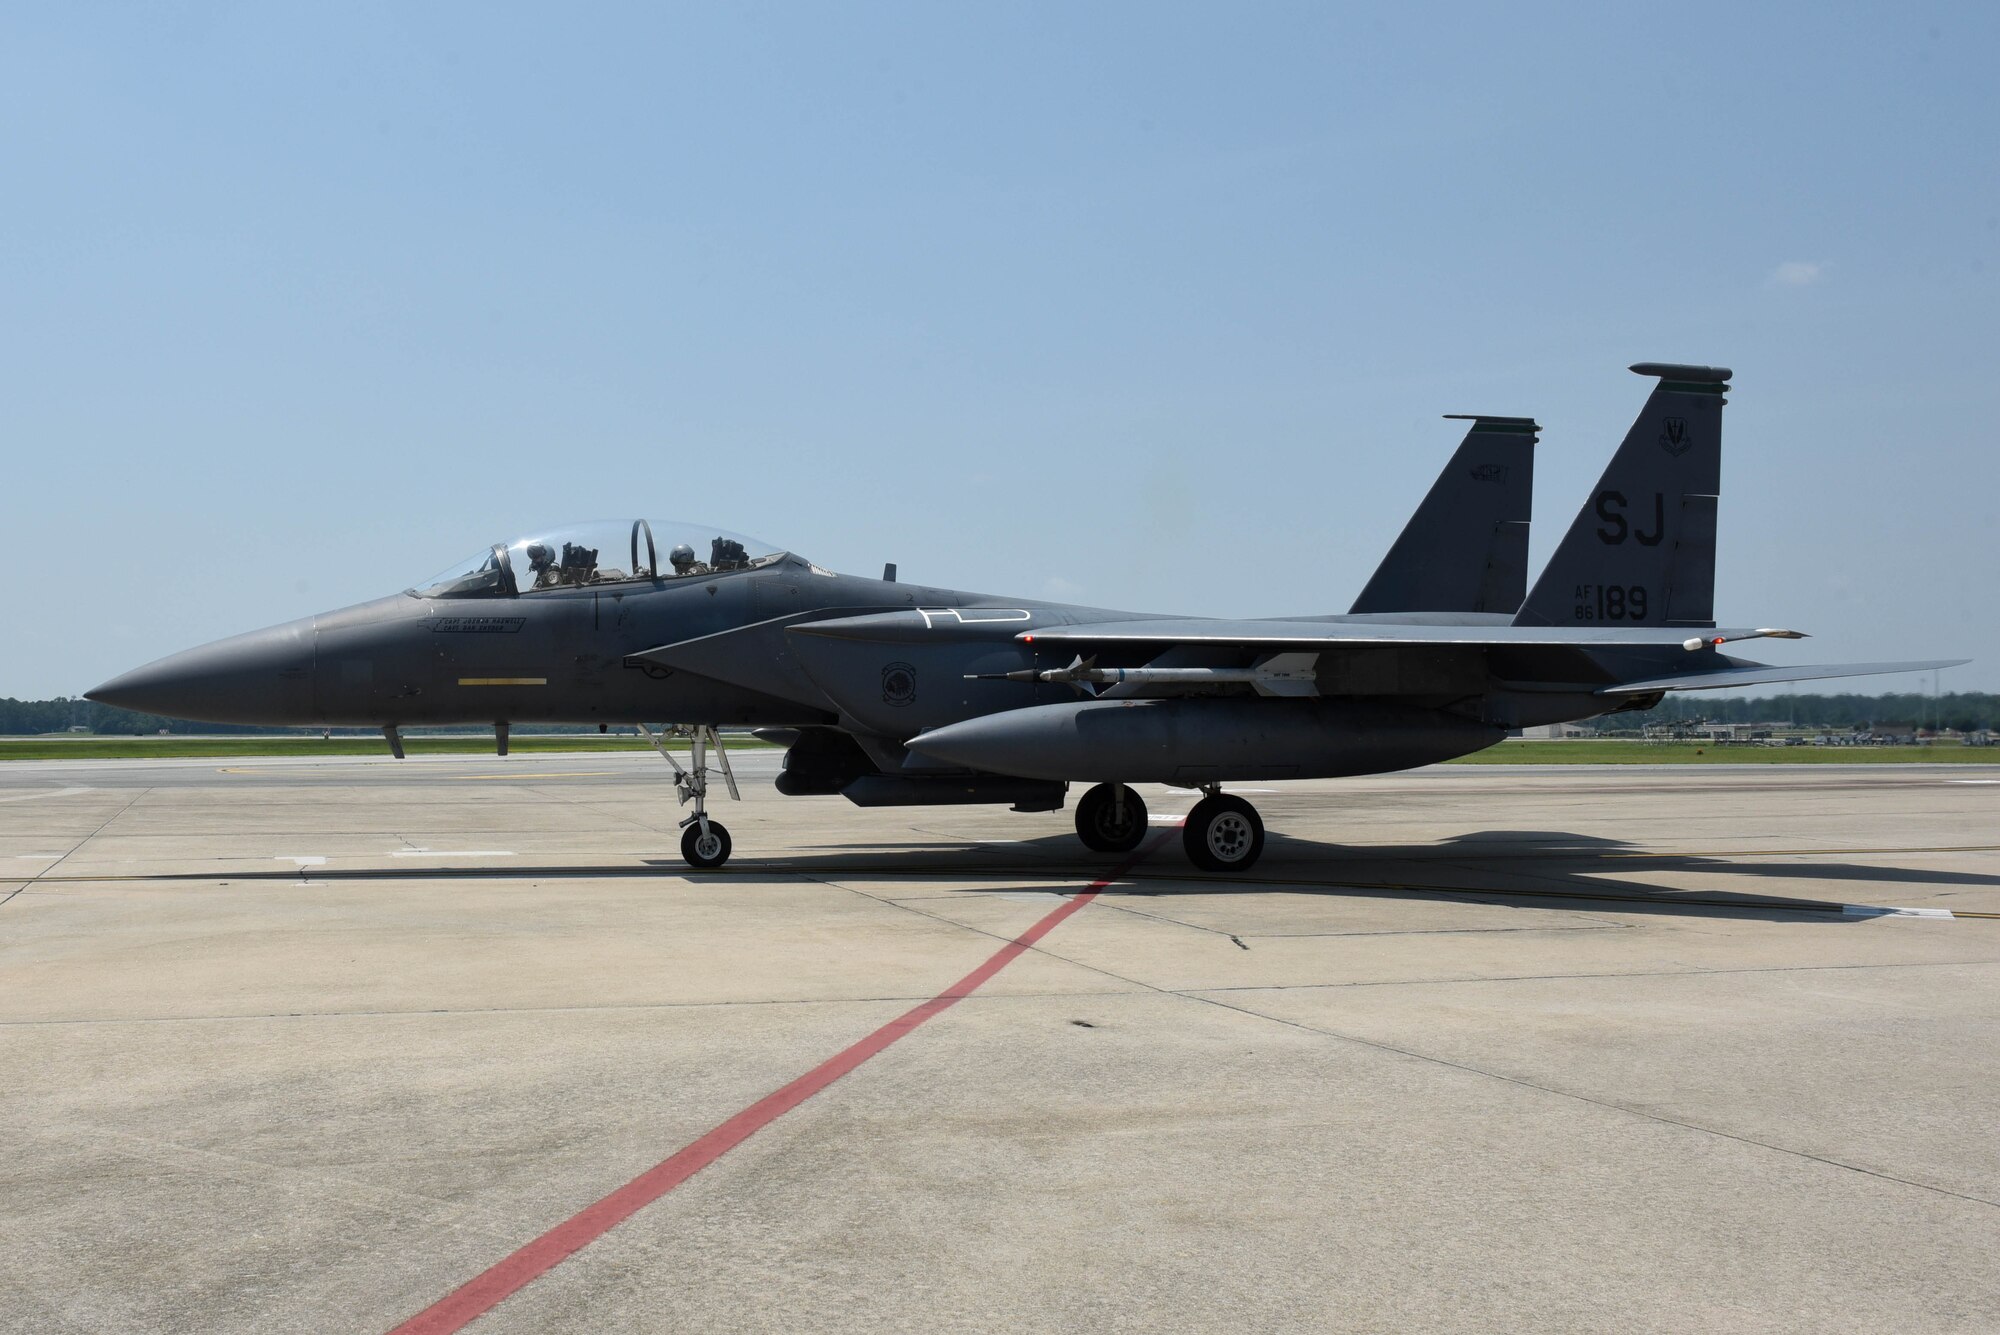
[386,845,1159,1335]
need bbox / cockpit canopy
[415,521,784,598]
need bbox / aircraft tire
[1075,783,1147,853]
[1182,794,1264,873]
[681,820,732,869]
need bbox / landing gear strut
[640,723,739,869]
[1075,782,1147,853]
[1182,789,1265,873]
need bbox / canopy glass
[415,521,783,598]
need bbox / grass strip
[1448,740,1995,764]
[0,735,779,761]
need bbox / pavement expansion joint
[15,857,1996,921]
[1185,956,2000,994]
[3,787,150,904]
[1180,990,2000,1213]
[0,988,1158,1029]
[1083,891,1628,941]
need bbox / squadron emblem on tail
[1658,416,1692,456]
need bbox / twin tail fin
[1513,363,1728,628]
[1350,416,1537,616]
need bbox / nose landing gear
[640,723,740,869]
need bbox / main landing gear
[1074,781,1267,872]
[1075,782,1147,853]
[1182,790,1265,872]
[640,724,740,869]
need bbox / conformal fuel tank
[905,697,1504,785]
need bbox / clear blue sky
[5,2,1995,698]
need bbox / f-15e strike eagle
[89,364,1963,871]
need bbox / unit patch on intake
[882,662,917,706]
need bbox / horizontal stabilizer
[1598,659,1969,696]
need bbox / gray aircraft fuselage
[89,552,1638,764]
[90,562,1098,731]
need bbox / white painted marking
[390,850,515,858]
[276,856,327,868]
[1949,779,2000,785]
[1842,904,1956,919]
[914,607,1033,629]
[0,786,95,803]
[462,771,617,781]
[1147,814,1190,824]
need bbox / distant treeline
[1591,692,1997,733]
[0,699,604,737]
[8,690,1995,737]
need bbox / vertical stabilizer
[1514,363,1728,628]
[1349,416,1537,615]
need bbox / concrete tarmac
[2,752,1997,1333]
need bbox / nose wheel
[680,819,733,869]
[1182,792,1265,873]
[640,723,741,869]
[1075,782,1147,853]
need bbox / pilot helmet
[525,542,552,567]
[668,543,696,570]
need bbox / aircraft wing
[786,609,1966,708]
[1012,620,1967,700]
[1595,659,1969,696]
[1018,618,1765,650]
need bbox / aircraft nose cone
[85,617,317,725]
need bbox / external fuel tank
[905,697,1503,785]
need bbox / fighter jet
[88,364,1962,872]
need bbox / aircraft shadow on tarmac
[643,828,2000,924]
[135,830,1992,925]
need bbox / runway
[2,753,1998,1332]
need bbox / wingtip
[1630,362,1732,382]
[1442,414,1539,437]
